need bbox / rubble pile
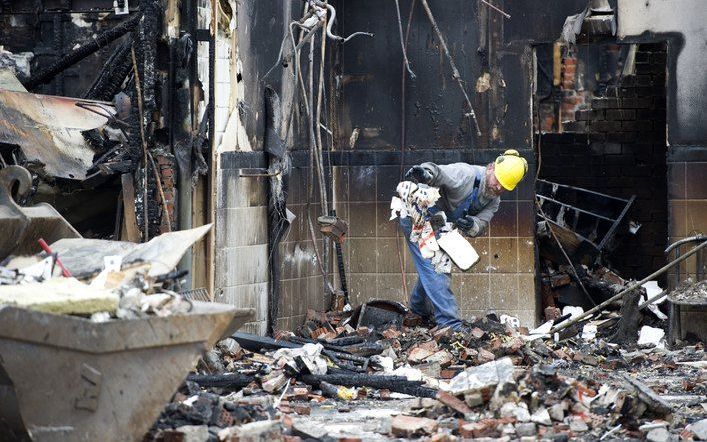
[0,226,211,319]
[148,306,707,441]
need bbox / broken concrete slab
[390,414,438,437]
[687,418,707,440]
[0,277,118,315]
[646,427,670,442]
[446,357,515,395]
[531,407,552,426]
[218,420,283,442]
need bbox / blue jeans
[399,217,462,330]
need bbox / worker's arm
[418,162,467,194]
[455,196,500,237]
[467,196,500,236]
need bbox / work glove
[404,165,433,185]
[455,215,482,237]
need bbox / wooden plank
[191,174,209,293]
[120,173,141,242]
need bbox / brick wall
[539,43,668,279]
[155,153,176,233]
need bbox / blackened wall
[219,0,597,331]
[333,0,590,151]
[0,4,130,97]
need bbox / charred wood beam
[608,289,643,345]
[233,332,301,353]
[23,13,142,89]
[264,87,290,336]
[82,129,106,151]
[84,40,133,101]
[97,160,133,175]
[300,374,438,398]
[186,373,254,390]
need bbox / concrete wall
[617,0,707,145]
[214,155,269,335]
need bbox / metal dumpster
[0,302,253,441]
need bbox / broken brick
[478,348,496,363]
[381,328,401,339]
[436,391,472,416]
[391,415,438,438]
[293,404,311,416]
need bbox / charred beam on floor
[299,374,438,398]
[186,373,255,390]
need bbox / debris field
[147,301,707,441]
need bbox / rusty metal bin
[0,302,253,441]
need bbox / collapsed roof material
[0,90,116,179]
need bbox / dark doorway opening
[534,41,668,309]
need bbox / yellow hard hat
[494,149,528,191]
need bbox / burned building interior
[0,0,705,441]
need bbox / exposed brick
[635,120,654,131]
[620,97,652,108]
[592,97,620,109]
[606,109,636,120]
[635,75,653,86]
[590,121,622,132]
[643,42,666,52]
[604,143,622,154]
[621,121,637,131]
[635,51,650,63]
[562,121,587,132]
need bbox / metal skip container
[0,302,253,441]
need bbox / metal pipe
[664,234,706,254]
[550,239,707,334]
[537,179,631,203]
[638,290,666,310]
[537,195,616,222]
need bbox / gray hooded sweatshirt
[420,162,500,235]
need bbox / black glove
[404,165,433,184]
[455,215,481,237]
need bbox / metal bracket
[74,363,102,412]
[113,0,129,15]
[239,168,281,178]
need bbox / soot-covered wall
[219,0,593,331]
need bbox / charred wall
[217,0,598,332]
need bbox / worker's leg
[399,217,462,329]
[410,279,434,318]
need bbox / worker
[399,149,528,330]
